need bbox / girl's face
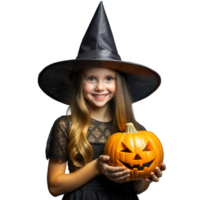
[82,67,116,108]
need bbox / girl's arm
[133,180,150,194]
[48,155,131,197]
[47,158,100,196]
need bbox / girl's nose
[95,81,105,91]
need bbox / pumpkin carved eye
[143,147,148,151]
[121,148,131,153]
[143,142,153,151]
[120,143,132,153]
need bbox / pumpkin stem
[124,123,138,133]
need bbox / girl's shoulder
[52,115,72,134]
[54,115,71,124]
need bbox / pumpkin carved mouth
[117,159,154,171]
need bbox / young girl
[38,2,166,200]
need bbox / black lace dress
[46,116,146,200]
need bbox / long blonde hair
[66,69,139,169]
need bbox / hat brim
[38,59,161,105]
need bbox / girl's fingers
[109,170,131,183]
[98,156,127,172]
[103,164,130,182]
[155,167,162,178]
[99,155,109,161]
[145,178,152,183]
[150,172,159,182]
[106,165,125,173]
[160,163,166,171]
[98,155,131,183]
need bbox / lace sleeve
[46,116,69,162]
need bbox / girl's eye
[87,77,95,81]
[86,76,114,81]
[106,77,114,81]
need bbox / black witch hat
[38,2,161,105]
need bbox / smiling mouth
[92,94,108,97]
[92,94,109,99]
[117,159,154,171]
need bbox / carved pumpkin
[103,123,164,181]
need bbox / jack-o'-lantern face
[118,140,155,171]
[103,125,164,181]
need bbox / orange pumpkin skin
[103,125,164,181]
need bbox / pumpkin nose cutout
[134,154,142,160]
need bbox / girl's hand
[145,163,166,183]
[97,155,130,183]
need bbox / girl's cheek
[109,84,116,93]
[83,83,93,94]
